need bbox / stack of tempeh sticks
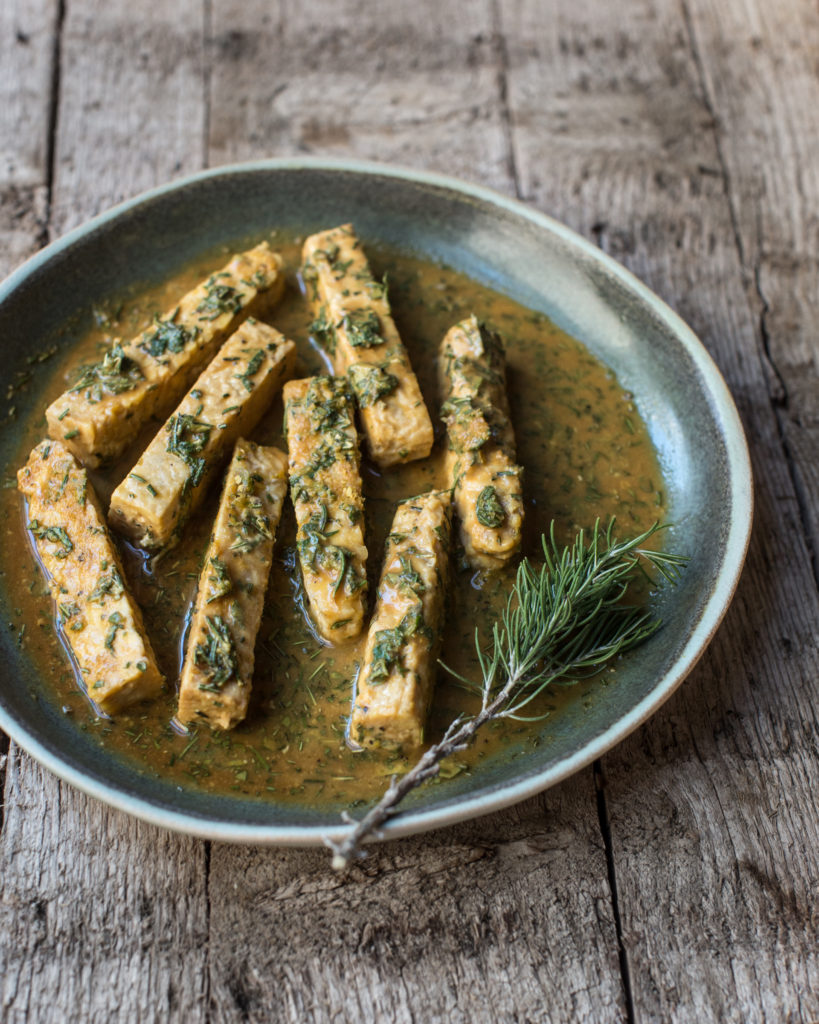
[18,227,524,751]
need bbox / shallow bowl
[0,158,752,843]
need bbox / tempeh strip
[302,223,433,467]
[283,376,368,642]
[177,440,287,730]
[17,440,163,714]
[350,490,452,750]
[108,319,295,551]
[47,242,285,467]
[439,315,524,570]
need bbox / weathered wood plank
[4,0,817,1021]
[207,0,514,194]
[0,1,212,1021]
[0,0,58,845]
[50,0,206,238]
[0,0,57,277]
[205,2,627,1020]
[684,0,819,567]
[0,751,209,1024]
[500,0,819,1019]
[208,786,626,1024]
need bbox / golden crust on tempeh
[177,440,287,731]
[108,319,295,551]
[283,376,368,642]
[46,242,285,467]
[350,489,452,750]
[439,315,524,570]
[302,223,433,467]
[17,440,164,715]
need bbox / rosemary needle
[327,518,687,871]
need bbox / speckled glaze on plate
[0,159,752,844]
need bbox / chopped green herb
[28,520,73,558]
[316,242,340,264]
[139,314,196,358]
[348,362,399,407]
[343,308,382,348]
[369,610,426,683]
[309,307,337,355]
[104,611,125,650]
[194,615,238,688]
[68,341,144,403]
[196,277,243,320]
[229,473,272,554]
[166,413,212,486]
[476,486,506,528]
[206,556,232,603]
[297,503,335,568]
[58,601,81,621]
[236,349,265,392]
[89,568,125,604]
[385,554,426,596]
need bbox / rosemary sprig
[327,519,686,871]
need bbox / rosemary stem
[326,519,686,872]
[327,675,519,871]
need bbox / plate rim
[0,156,753,845]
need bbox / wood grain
[2,0,819,1019]
[499,0,819,1018]
[0,753,209,1024]
[50,0,207,237]
[0,0,58,851]
[685,0,819,571]
[207,0,515,194]
[205,3,627,1020]
[209,788,626,1023]
[0,0,57,276]
[0,1,212,1022]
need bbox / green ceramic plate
[0,159,752,843]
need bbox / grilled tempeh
[350,490,452,750]
[17,440,163,714]
[302,223,434,467]
[46,242,285,467]
[439,315,524,570]
[108,319,295,551]
[283,376,368,642]
[177,440,287,731]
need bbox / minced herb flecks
[5,236,667,811]
[476,486,506,528]
[236,349,265,392]
[309,308,337,355]
[206,556,233,604]
[28,520,73,558]
[196,277,244,321]
[89,568,125,604]
[348,362,399,407]
[342,308,383,348]
[139,313,197,359]
[194,615,239,689]
[166,413,212,486]
[68,341,144,403]
[369,610,426,683]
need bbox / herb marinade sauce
[3,238,665,807]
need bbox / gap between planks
[40,0,66,248]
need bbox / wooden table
[2,1,817,1020]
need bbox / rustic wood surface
[1,0,817,1020]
